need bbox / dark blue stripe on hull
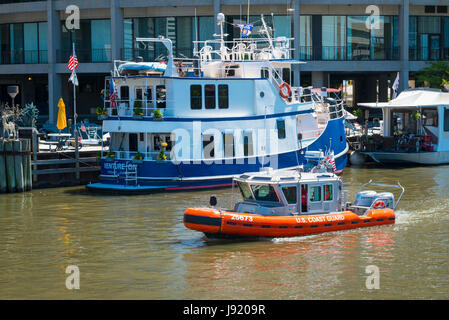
[184,214,221,226]
[90,117,347,191]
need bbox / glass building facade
[0,22,47,64]
[1,14,449,65]
[60,19,111,63]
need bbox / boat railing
[111,151,171,161]
[358,180,405,210]
[193,37,294,62]
[105,100,174,118]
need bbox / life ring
[373,200,386,209]
[279,82,291,99]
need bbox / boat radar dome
[217,13,225,23]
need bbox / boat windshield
[250,184,280,203]
[237,181,254,201]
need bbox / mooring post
[5,140,16,192]
[32,128,38,183]
[0,140,6,193]
[13,140,24,193]
[22,139,32,191]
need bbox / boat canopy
[359,88,449,109]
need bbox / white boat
[87,14,348,193]
[359,88,449,165]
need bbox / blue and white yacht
[87,14,348,193]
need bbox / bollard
[5,140,16,192]
[13,140,24,193]
[0,140,6,193]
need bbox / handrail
[358,180,405,210]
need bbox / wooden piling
[13,140,24,193]
[0,140,6,193]
[5,140,16,192]
[22,139,32,191]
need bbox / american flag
[326,151,337,172]
[109,79,118,108]
[68,45,79,71]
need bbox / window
[238,182,253,201]
[277,119,286,139]
[282,68,291,84]
[156,85,166,108]
[425,6,436,13]
[260,68,269,79]
[135,88,143,101]
[243,132,254,157]
[282,186,297,204]
[129,133,138,152]
[202,134,215,159]
[223,133,235,158]
[218,84,229,109]
[120,86,129,106]
[310,186,322,202]
[205,84,216,109]
[190,85,202,109]
[250,185,280,202]
[444,108,449,132]
[324,184,333,201]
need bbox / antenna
[194,7,198,53]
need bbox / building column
[293,0,301,87]
[399,0,409,93]
[312,71,324,88]
[47,0,62,124]
[111,0,124,61]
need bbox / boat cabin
[233,168,343,216]
[359,89,449,153]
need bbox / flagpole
[73,42,80,180]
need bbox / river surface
[0,165,448,299]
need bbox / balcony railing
[56,48,112,63]
[0,50,48,64]
[409,47,449,61]
[298,45,400,61]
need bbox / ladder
[125,165,138,186]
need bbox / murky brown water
[0,165,448,299]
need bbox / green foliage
[352,109,362,118]
[415,61,449,89]
[153,108,163,119]
[21,103,39,126]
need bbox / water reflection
[0,165,448,299]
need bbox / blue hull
[87,117,348,192]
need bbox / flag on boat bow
[326,151,337,172]
[241,24,253,37]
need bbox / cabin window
[243,132,254,157]
[260,68,269,79]
[277,119,286,139]
[145,87,152,106]
[129,133,138,152]
[139,133,145,141]
[238,182,253,201]
[444,108,449,132]
[120,86,129,106]
[218,84,229,109]
[135,88,143,101]
[153,134,173,152]
[202,134,215,159]
[156,85,166,108]
[223,133,235,158]
[282,186,297,204]
[250,185,280,203]
[310,186,322,202]
[205,84,216,109]
[190,85,202,109]
[324,184,333,201]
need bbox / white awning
[358,89,449,109]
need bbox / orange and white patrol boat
[184,154,404,239]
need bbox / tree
[415,61,449,89]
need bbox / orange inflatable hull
[184,208,395,238]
